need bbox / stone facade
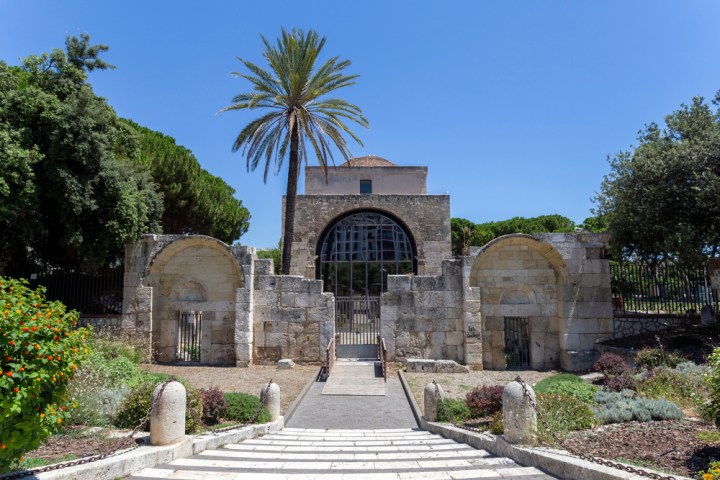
[287,194,451,278]
[305,165,427,195]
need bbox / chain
[0,377,178,480]
[512,376,677,480]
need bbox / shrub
[223,392,270,424]
[592,352,630,377]
[114,379,203,433]
[604,374,637,392]
[593,390,683,424]
[536,393,595,444]
[437,398,472,423]
[534,375,596,404]
[0,277,92,471]
[489,411,503,434]
[697,459,720,480]
[638,367,704,408]
[635,347,685,369]
[675,361,708,377]
[465,385,504,417]
[201,386,228,425]
[703,347,720,427]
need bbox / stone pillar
[423,382,444,422]
[150,381,186,446]
[502,381,537,445]
[262,382,281,422]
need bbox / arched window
[317,211,416,297]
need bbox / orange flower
[21,327,27,332]
[19,367,24,372]
[34,343,39,349]
[47,355,53,361]
[13,387,18,393]
[61,406,66,411]
[8,340,14,346]
[31,326,37,332]
[5,371,12,377]
[39,413,44,418]
[57,418,62,424]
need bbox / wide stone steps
[128,428,556,479]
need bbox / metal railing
[325,335,336,378]
[176,311,202,362]
[8,266,124,314]
[611,262,719,315]
[377,335,387,382]
[335,296,380,344]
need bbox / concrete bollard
[423,382,444,422]
[150,381,186,446]
[502,381,537,445]
[262,382,281,422]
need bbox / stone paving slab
[321,360,386,396]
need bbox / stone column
[423,382,444,422]
[262,382,281,422]
[502,381,537,444]
[150,381,186,446]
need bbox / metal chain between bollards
[0,376,178,480]
[513,375,678,480]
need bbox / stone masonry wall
[381,260,464,363]
[287,195,451,278]
[252,273,334,364]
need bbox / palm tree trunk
[281,124,300,275]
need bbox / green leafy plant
[536,393,595,444]
[114,379,203,433]
[223,392,270,424]
[639,367,705,409]
[636,347,685,369]
[437,398,472,423]
[534,374,597,403]
[698,459,720,480]
[465,385,504,417]
[702,347,720,427]
[488,411,503,434]
[0,277,92,470]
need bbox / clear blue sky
[2,1,719,248]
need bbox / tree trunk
[281,124,300,275]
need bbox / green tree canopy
[450,215,577,257]
[594,93,720,267]
[221,28,368,274]
[0,35,250,270]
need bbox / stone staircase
[128,427,556,479]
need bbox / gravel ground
[140,364,319,413]
[403,369,558,405]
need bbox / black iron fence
[611,262,719,315]
[5,267,124,315]
[335,296,380,344]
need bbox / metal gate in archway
[317,211,416,344]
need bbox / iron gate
[504,316,530,368]
[335,296,380,344]
[176,310,202,362]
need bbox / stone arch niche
[144,236,244,364]
[469,235,568,370]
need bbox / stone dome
[339,155,396,167]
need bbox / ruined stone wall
[288,194,451,278]
[252,272,334,364]
[381,260,464,363]
[123,235,254,366]
[466,233,613,371]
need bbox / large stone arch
[144,236,245,364]
[469,234,568,370]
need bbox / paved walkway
[321,360,385,396]
[286,363,417,429]
[128,428,556,479]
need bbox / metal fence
[335,296,380,344]
[6,266,124,315]
[611,262,719,315]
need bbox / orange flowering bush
[0,276,92,470]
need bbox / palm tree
[220,28,368,275]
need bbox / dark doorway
[504,316,530,368]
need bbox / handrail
[377,334,387,382]
[325,335,337,379]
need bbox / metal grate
[176,311,202,362]
[335,296,380,344]
[504,316,530,368]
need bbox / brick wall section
[252,273,334,363]
[382,260,464,363]
[287,195,451,278]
